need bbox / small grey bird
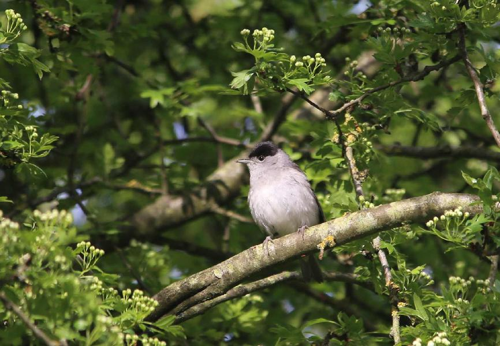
[238,141,324,282]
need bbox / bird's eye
[258,155,265,161]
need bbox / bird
[237,141,324,282]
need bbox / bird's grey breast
[248,167,320,237]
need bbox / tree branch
[175,270,371,323]
[345,146,364,197]
[378,144,500,162]
[372,237,400,344]
[287,55,461,119]
[488,255,498,290]
[343,129,399,342]
[0,292,59,346]
[210,205,254,224]
[148,192,481,321]
[458,25,500,147]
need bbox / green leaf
[413,293,428,321]
[230,69,255,94]
[302,318,337,329]
[287,79,314,95]
[0,196,13,203]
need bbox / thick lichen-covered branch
[148,192,481,321]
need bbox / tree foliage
[1,0,500,345]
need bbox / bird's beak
[237,158,252,164]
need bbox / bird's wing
[288,163,325,224]
[314,194,325,223]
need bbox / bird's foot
[297,225,308,240]
[263,236,275,256]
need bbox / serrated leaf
[413,293,428,321]
[287,79,314,94]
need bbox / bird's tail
[300,254,323,283]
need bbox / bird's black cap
[249,141,279,158]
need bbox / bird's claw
[263,236,274,256]
[297,225,308,240]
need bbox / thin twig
[154,117,169,195]
[345,146,364,197]
[488,255,498,290]
[164,136,252,148]
[250,91,263,115]
[286,55,461,119]
[290,282,378,331]
[174,270,370,323]
[372,237,401,344]
[211,205,254,224]
[197,117,224,167]
[115,247,153,295]
[260,91,299,140]
[163,238,232,261]
[458,25,500,290]
[0,292,59,346]
[75,74,93,101]
[340,122,401,343]
[458,25,500,147]
[379,144,500,162]
[222,223,231,253]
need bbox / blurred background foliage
[1,0,500,344]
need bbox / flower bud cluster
[426,332,451,346]
[5,9,28,34]
[0,218,19,230]
[358,195,375,208]
[25,126,38,139]
[121,289,159,314]
[377,26,412,36]
[293,52,326,68]
[251,27,275,43]
[89,276,104,291]
[425,207,469,228]
[382,188,405,202]
[421,271,432,281]
[412,338,422,346]
[476,278,490,286]
[34,209,74,225]
[385,188,405,196]
[0,212,20,244]
[125,334,166,346]
[1,90,23,108]
[130,239,149,250]
[449,276,472,288]
[97,314,113,326]
[76,241,105,257]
